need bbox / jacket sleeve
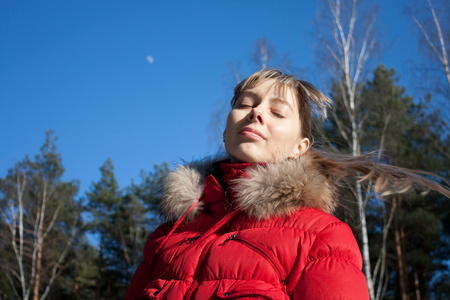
[126,223,171,300]
[292,221,370,300]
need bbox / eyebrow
[270,97,294,113]
[239,91,294,112]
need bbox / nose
[248,107,264,124]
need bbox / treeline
[326,65,450,299]
[0,131,169,299]
[0,64,448,299]
[2,0,450,296]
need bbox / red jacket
[127,156,370,299]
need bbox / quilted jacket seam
[305,255,360,266]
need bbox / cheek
[224,114,233,137]
[224,113,238,143]
[270,120,301,140]
[225,110,242,132]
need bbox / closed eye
[234,97,254,109]
[272,111,286,118]
[234,93,257,109]
[238,103,252,108]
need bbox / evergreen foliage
[86,159,168,299]
[328,65,449,299]
[0,130,83,299]
[0,132,168,299]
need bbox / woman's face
[224,79,309,163]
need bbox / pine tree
[86,158,124,299]
[86,159,169,298]
[359,65,449,299]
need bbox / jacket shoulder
[288,207,343,230]
[291,209,369,299]
[297,208,362,267]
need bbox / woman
[127,69,448,299]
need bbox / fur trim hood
[160,153,337,221]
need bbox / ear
[290,137,310,159]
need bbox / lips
[239,127,266,140]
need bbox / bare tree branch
[411,0,450,117]
[40,217,78,300]
[316,0,378,297]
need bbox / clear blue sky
[0,0,422,196]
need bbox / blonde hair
[231,68,331,140]
[232,69,450,198]
[308,149,450,198]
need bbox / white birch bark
[371,114,394,300]
[9,166,29,299]
[412,0,450,92]
[3,166,78,300]
[319,0,377,297]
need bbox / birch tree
[377,93,449,299]
[314,0,378,298]
[335,64,450,298]
[360,65,415,299]
[0,130,80,299]
[410,0,450,106]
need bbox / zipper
[184,235,201,244]
[229,233,288,283]
[184,236,217,299]
[153,209,240,297]
[224,189,233,212]
[154,234,196,260]
[222,233,237,244]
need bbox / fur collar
[160,153,337,221]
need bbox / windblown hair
[308,149,449,198]
[232,69,450,198]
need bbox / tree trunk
[411,0,450,117]
[353,110,374,299]
[33,183,47,300]
[316,0,378,297]
[413,269,421,300]
[393,202,409,300]
[96,240,103,300]
[32,232,43,300]
[356,182,374,298]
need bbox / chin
[227,145,287,163]
[230,156,256,164]
[231,151,293,164]
[228,151,261,164]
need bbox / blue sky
[0,0,423,196]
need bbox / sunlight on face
[224,79,309,163]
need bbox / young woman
[127,69,449,299]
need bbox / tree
[0,130,81,300]
[314,0,379,297]
[86,158,124,299]
[358,65,449,299]
[409,0,450,114]
[130,162,170,230]
[118,162,170,277]
[86,159,169,299]
[385,104,448,299]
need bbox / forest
[1,0,449,299]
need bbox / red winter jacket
[127,156,370,299]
